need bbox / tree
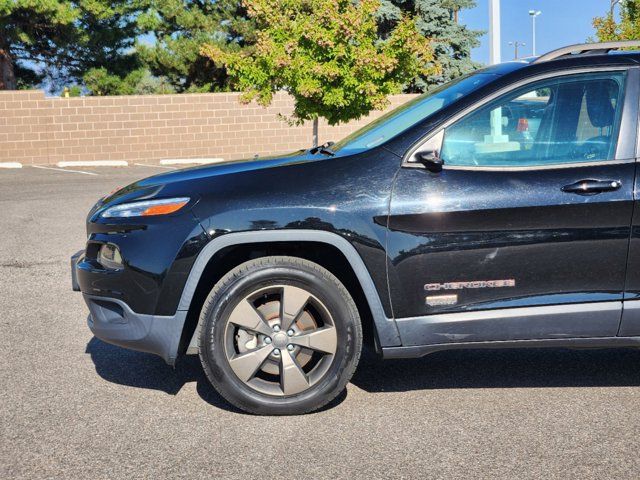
[203,0,437,145]
[136,0,256,93]
[378,0,482,92]
[0,0,143,90]
[593,0,640,42]
[73,0,144,84]
[0,0,78,89]
[83,66,175,95]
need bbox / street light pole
[489,0,501,65]
[509,41,526,60]
[488,0,507,145]
[529,10,541,56]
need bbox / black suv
[73,42,640,415]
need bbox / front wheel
[198,256,362,415]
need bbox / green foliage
[13,62,44,89]
[133,70,176,94]
[0,0,143,90]
[61,84,82,97]
[72,0,144,79]
[378,0,482,92]
[203,0,437,126]
[69,85,82,96]
[83,67,175,95]
[83,67,125,95]
[2,0,481,97]
[136,0,255,92]
[0,0,78,88]
[0,0,254,92]
[593,0,640,42]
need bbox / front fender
[178,229,401,353]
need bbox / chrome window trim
[633,68,640,159]
[441,158,635,172]
[402,66,635,171]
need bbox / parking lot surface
[2,165,640,479]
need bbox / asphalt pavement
[2,164,640,479]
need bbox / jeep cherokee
[72,42,640,415]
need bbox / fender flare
[181,229,401,353]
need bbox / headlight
[100,197,190,219]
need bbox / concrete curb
[159,158,225,166]
[56,160,129,168]
[0,162,23,169]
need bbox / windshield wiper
[309,141,335,156]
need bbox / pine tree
[378,0,482,92]
[136,0,255,93]
[73,0,144,82]
[0,0,78,89]
[0,0,143,90]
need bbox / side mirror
[415,150,444,173]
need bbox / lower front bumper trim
[84,294,186,365]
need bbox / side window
[440,72,626,168]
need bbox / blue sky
[460,0,615,64]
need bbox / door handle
[561,179,622,196]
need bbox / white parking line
[133,163,177,170]
[31,165,99,176]
[56,160,128,168]
[159,158,224,166]
[0,162,22,169]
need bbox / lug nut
[264,337,272,344]
[287,329,295,336]
[273,348,281,356]
[273,325,281,332]
[287,344,294,351]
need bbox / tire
[198,256,362,415]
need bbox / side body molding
[181,229,401,354]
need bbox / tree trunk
[312,117,319,147]
[0,47,16,90]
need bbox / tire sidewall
[200,259,361,414]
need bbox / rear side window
[440,71,626,168]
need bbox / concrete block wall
[0,90,418,165]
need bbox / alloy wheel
[223,285,338,396]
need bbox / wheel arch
[176,230,400,357]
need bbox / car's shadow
[352,346,640,392]
[85,337,346,414]
[86,337,640,412]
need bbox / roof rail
[534,40,640,64]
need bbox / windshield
[332,73,499,154]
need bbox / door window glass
[440,72,626,167]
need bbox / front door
[387,69,637,345]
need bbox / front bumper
[72,252,185,365]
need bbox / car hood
[137,150,322,188]
[92,150,333,218]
